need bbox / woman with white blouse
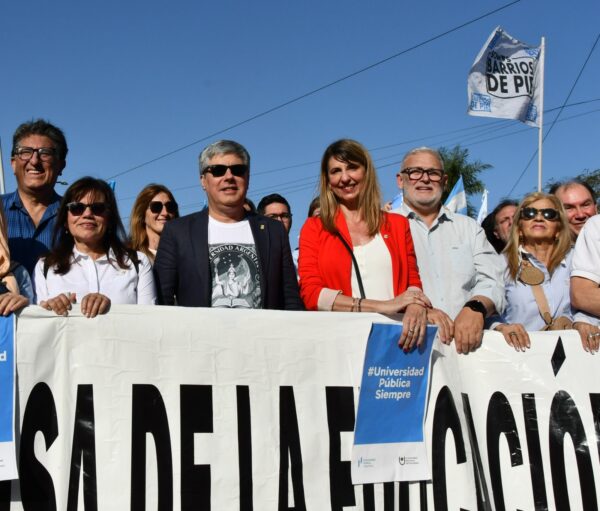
[34,177,156,317]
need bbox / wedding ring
[588,333,594,339]
[509,332,517,337]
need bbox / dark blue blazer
[154,209,303,310]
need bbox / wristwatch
[463,299,486,318]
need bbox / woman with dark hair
[130,184,179,262]
[298,139,431,350]
[33,177,156,317]
[493,192,599,352]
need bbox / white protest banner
[0,306,598,509]
[468,26,544,127]
[0,316,17,482]
[352,324,436,484]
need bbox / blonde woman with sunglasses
[493,192,598,352]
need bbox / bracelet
[351,297,359,312]
[357,298,363,312]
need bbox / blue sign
[0,316,15,442]
[354,323,436,445]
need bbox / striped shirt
[1,190,61,276]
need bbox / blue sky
[1,0,599,243]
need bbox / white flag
[477,189,489,225]
[468,26,543,127]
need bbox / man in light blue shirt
[391,147,504,353]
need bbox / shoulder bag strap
[335,232,366,299]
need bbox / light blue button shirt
[501,249,573,330]
[392,204,505,318]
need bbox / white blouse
[34,248,156,305]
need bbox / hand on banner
[0,292,29,315]
[81,293,111,318]
[40,292,77,316]
[426,308,454,344]
[573,321,600,354]
[389,287,432,312]
[495,323,530,351]
[453,307,484,354]
[398,303,427,351]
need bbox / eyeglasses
[202,164,249,177]
[520,207,559,221]
[13,146,56,162]
[148,200,178,214]
[401,167,444,182]
[66,202,108,216]
[266,213,292,221]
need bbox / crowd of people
[2,118,600,353]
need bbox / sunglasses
[66,202,108,216]
[203,164,248,177]
[520,207,559,221]
[148,200,178,214]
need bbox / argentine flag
[476,189,489,225]
[444,176,467,214]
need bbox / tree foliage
[545,168,600,201]
[439,145,492,216]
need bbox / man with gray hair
[154,140,302,309]
[391,147,504,353]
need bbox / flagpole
[537,37,546,192]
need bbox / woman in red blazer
[298,139,431,350]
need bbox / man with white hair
[392,147,504,353]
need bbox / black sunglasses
[203,164,248,177]
[66,202,108,216]
[520,207,559,221]
[148,200,178,214]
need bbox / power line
[506,32,600,196]
[115,98,600,204]
[107,0,521,181]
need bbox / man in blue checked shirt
[2,120,67,276]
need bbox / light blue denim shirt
[500,248,573,330]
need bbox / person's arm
[570,219,600,316]
[298,218,328,310]
[32,259,49,304]
[135,253,157,305]
[278,224,304,311]
[468,224,505,315]
[453,295,495,354]
[153,224,178,305]
[571,277,600,316]
[404,220,422,289]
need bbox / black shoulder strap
[335,232,366,299]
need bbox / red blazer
[298,210,422,310]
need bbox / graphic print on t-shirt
[209,243,261,308]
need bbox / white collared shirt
[391,203,505,318]
[33,248,156,305]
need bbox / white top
[350,233,394,300]
[208,217,254,244]
[571,214,600,325]
[34,248,156,305]
[391,204,505,319]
